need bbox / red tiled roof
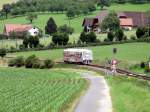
[95,11,149,27]
[4,24,33,36]
[120,18,133,26]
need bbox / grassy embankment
[0,68,88,112]
[106,75,150,112]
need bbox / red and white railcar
[64,48,93,64]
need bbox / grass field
[11,42,150,64]
[107,3,150,12]
[0,68,87,112]
[106,76,150,112]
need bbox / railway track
[87,64,150,81]
[56,62,150,81]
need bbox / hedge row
[5,38,150,53]
[8,55,54,69]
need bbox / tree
[0,48,6,59]
[79,32,97,43]
[115,29,124,41]
[26,13,37,23]
[101,11,120,31]
[45,17,57,35]
[52,32,69,45]
[136,27,148,38]
[82,8,89,15]
[2,4,11,19]
[79,32,87,43]
[58,24,74,34]
[107,31,114,41]
[88,3,96,12]
[23,37,29,48]
[87,32,97,43]
[28,36,39,48]
[98,0,110,10]
[66,8,76,19]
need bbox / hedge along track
[56,62,150,81]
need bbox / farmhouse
[3,24,39,38]
[82,11,149,32]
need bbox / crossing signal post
[111,59,117,74]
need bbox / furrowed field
[0,68,87,112]
[106,76,150,112]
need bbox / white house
[28,27,39,37]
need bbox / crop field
[0,68,87,112]
[106,76,150,112]
[11,42,150,64]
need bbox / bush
[0,48,6,58]
[52,32,69,45]
[136,27,148,39]
[107,31,114,41]
[145,66,150,73]
[104,38,110,42]
[79,31,97,43]
[130,35,136,40]
[58,24,74,35]
[8,56,25,67]
[14,56,25,67]
[115,29,124,41]
[79,32,87,43]
[140,62,145,69]
[44,59,54,68]
[32,60,42,68]
[25,55,39,68]
[8,59,16,67]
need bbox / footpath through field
[75,72,112,112]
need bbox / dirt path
[75,72,112,112]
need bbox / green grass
[106,76,150,112]
[11,42,150,64]
[107,3,150,12]
[0,68,87,112]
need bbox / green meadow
[106,76,150,112]
[11,42,150,64]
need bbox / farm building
[82,11,149,32]
[64,48,93,64]
[3,24,39,38]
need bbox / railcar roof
[64,48,92,53]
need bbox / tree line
[0,0,97,18]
